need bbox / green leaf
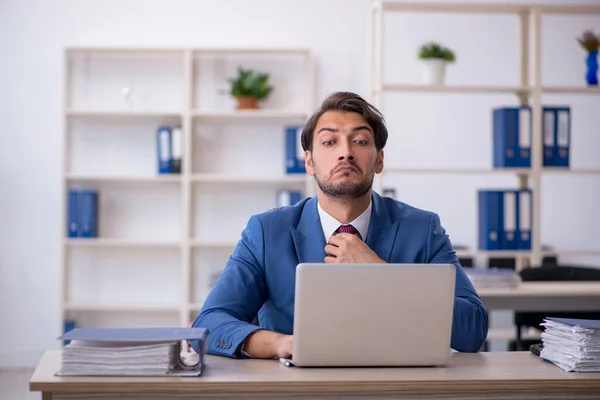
[227,67,274,100]
[418,41,456,62]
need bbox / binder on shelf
[543,106,571,168]
[63,319,76,346]
[516,189,532,250]
[67,189,99,238]
[493,106,531,168]
[157,126,172,174]
[502,190,517,250]
[517,107,532,167]
[78,190,98,238]
[542,107,556,167]
[277,190,302,207]
[67,190,79,238]
[57,327,210,377]
[285,126,306,174]
[170,125,182,174]
[554,107,571,168]
[478,190,503,250]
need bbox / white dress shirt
[240,199,373,357]
[317,200,372,243]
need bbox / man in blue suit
[192,91,488,358]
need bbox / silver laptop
[284,263,456,367]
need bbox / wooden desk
[478,282,600,311]
[30,350,600,399]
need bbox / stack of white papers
[57,327,209,377]
[61,340,180,376]
[465,268,520,288]
[540,317,600,372]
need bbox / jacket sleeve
[426,213,489,352]
[191,215,267,358]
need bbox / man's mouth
[335,165,358,174]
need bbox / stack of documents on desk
[57,327,209,377]
[540,317,600,372]
[464,267,520,288]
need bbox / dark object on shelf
[453,244,473,267]
[510,264,600,351]
[488,257,515,270]
[459,256,473,267]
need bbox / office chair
[509,263,600,351]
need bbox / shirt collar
[317,199,372,243]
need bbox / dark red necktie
[334,224,363,241]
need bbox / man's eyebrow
[317,127,338,134]
[317,125,373,135]
[352,125,372,133]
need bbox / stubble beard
[314,162,376,199]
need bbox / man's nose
[337,141,354,161]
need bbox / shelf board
[384,168,531,175]
[193,48,310,55]
[191,174,308,184]
[64,303,180,312]
[456,250,535,258]
[192,240,237,248]
[193,110,307,120]
[67,47,185,55]
[378,2,600,15]
[380,84,530,94]
[64,238,181,248]
[548,250,600,256]
[66,174,182,183]
[456,249,600,258]
[66,109,183,118]
[542,168,600,175]
[542,86,600,94]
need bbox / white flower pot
[420,59,447,85]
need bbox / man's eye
[322,141,334,146]
[355,140,368,145]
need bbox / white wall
[1,0,599,367]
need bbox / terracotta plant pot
[235,96,259,110]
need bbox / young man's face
[306,110,384,198]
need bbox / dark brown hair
[301,92,388,152]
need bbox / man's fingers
[324,244,339,257]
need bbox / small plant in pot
[576,30,600,86]
[418,42,456,85]
[227,67,273,109]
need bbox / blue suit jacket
[192,192,489,357]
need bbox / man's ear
[375,150,384,174]
[305,150,315,176]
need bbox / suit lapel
[291,196,327,264]
[366,192,399,263]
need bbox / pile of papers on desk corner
[464,267,520,288]
[539,317,600,372]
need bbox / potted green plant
[576,30,600,86]
[227,67,274,109]
[418,42,456,85]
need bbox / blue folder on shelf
[542,106,571,168]
[493,106,531,168]
[516,189,532,250]
[57,327,210,377]
[67,189,99,238]
[478,190,503,250]
[285,126,306,174]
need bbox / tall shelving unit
[369,1,600,271]
[60,47,315,330]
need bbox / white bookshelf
[60,47,315,331]
[369,2,600,271]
